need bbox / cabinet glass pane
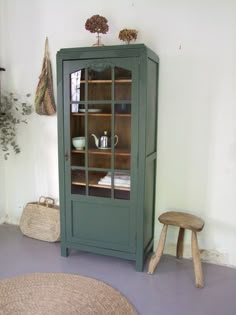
[88,171,111,198]
[71,70,82,102]
[88,103,112,168]
[88,66,112,101]
[71,170,86,195]
[88,152,111,169]
[114,114,131,171]
[114,187,130,200]
[113,171,131,200]
[71,70,85,102]
[88,65,111,80]
[114,67,131,102]
[70,111,85,138]
[88,109,111,145]
[71,152,85,167]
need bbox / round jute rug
[0,272,138,315]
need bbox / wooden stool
[147,211,205,288]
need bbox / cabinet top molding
[57,44,159,63]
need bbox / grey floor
[1,224,236,315]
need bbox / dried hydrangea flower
[85,15,109,34]
[118,29,138,44]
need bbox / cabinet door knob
[64,152,69,161]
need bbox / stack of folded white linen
[98,172,130,188]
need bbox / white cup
[72,137,85,150]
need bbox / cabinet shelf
[71,148,131,156]
[71,113,131,117]
[80,79,132,84]
[72,181,130,191]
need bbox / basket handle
[38,196,55,207]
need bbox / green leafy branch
[0,91,33,160]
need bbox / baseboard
[0,213,20,225]
[4,215,20,225]
[162,243,235,268]
[0,213,7,224]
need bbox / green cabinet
[56,44,159,271]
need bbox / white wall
[0,2,6,222]
[1,0,236,266]
[0,154,6,223]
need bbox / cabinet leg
[147,224,168,274]
[135,254,144,272]
[61,246,69,257]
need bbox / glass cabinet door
[69,62,132,200]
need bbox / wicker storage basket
[20,196,60,242]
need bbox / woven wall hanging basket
[20,196,60,242]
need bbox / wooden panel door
[62,58,139,252]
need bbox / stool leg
[147,224,168,274]
[191,231,204,288]
[176,227,185,258]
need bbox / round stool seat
[159,211,204,232]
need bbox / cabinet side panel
[144,158,156,248]
[146,59,158,155]
[57,55,67,245]
[144,58,158,249]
